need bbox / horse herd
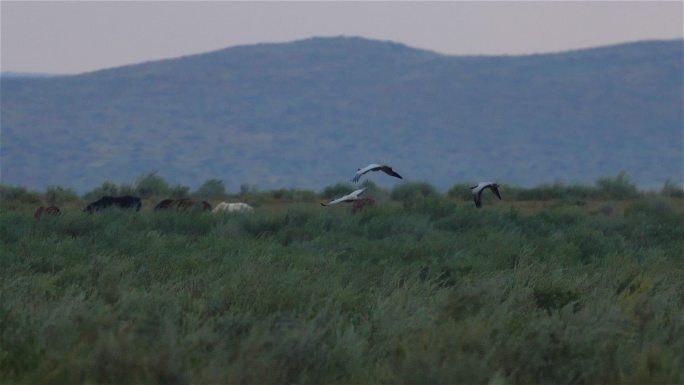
[33,195,255,219]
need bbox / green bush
[595,172,639,199]
[320,183,355,199]
[391,182,439,206]
[169,184,191,198]
[83,181,120,201]
[45,185,79,206]
[270,188,317,202]
[118,184,137,196]
[134,172,170,198]
[447,183,474,201]
[504,182,597,201]
[661,179,684,198]
[0,185,42,206]
[196,179,226,199]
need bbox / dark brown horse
[175,198,194,211]
[154,198,212,212]
[154,198,175,211]
[34,205,61,219]
[200,201,212,211]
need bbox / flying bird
[470,182,502,208]
[352,163,403,183]
[321,187,368,206]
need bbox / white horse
[212,202,254,213]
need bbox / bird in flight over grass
[321,187,368,206]
[470,182,502,208]
[352,164,403,183]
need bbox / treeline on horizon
[1,172,683,210]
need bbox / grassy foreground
[1,197,683,383]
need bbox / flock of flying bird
[320,163,502,208]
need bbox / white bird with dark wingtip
[470,182,502,208]
[352,163,403,183]
[321,187,368,206]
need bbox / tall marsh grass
[1,192,683,383]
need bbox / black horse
[84,195,142,213]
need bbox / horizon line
[3,35,682,77]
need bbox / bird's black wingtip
[473,195,482,208]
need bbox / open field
[2,184,683,384]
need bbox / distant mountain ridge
[1,37,682,192]
[0,71,63,78]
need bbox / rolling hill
[1,36,682,192]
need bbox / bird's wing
[352,164,382,182]
[472,182,493,194]
[381,166,403,179]
[473,192,482,208]
[323,188,367,206]
[489,185,502,200]
[328,191,359,205]
[325,197,345,205]
[350,187,367,198]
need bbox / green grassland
[1,182,683,383]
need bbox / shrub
[270,189,317,202]
[505,182,596,201]
[82,181,119,201]
[134,172,170,198]
[391,182,439,204]
[0,185,42,205]
[239,183,258,196]
[447,183,474,201]
[595,172,639,199]
[320,183,355,199]
[533,286,580,314]
[118,184,137,196]
[626,197,675,218]
[196,179,226,199]
[661,179,684,198]
[169,184,191,198]
[45,185,79,205]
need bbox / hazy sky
[2,1,682,74]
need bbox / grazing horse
[352,198,376,214]
[175,198,194,211]
[154,198,212,212]
[34,205,61,219]
[200,201,212,211]
[212,202,254,213]
[84,196,142,213]
[154,198,175,211]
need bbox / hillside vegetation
[1,179,683,383]
[2,37,682,191]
